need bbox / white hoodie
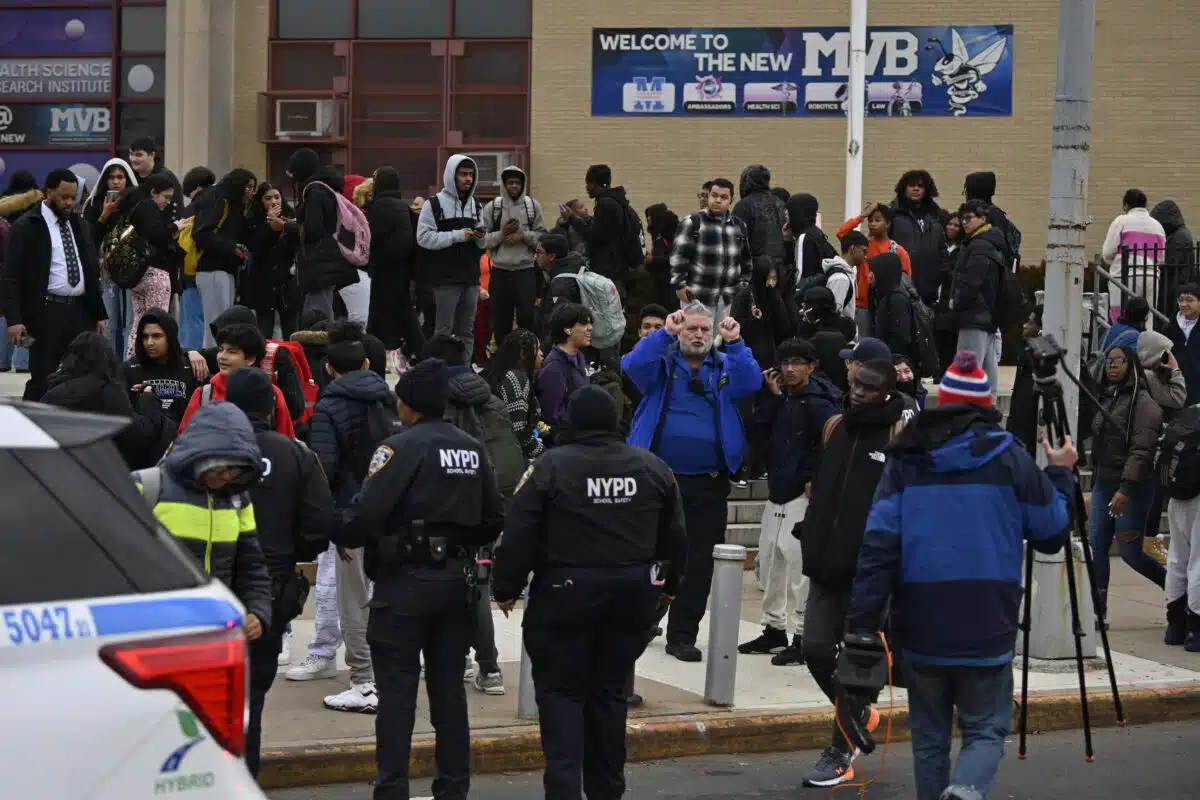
[820,255,856,321]
[83,157,138,214]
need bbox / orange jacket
[837,215,912,308]
[479,251,492,294]
[178,371,296,438]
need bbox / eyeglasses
[1106,356,1127,365]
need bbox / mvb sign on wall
[592,26,1014,118]
[0,104,111,146]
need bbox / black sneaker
[770,634,805,666]
[665,642,703,662]
[738,627,788,655]
[626,693,644,708]
[802,746,855,787]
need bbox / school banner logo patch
[368,445,394,477]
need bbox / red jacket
[178,370,296,438]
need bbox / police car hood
[447,367,493,408]
[164,401,263,489]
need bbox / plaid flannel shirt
[670,210,752,310]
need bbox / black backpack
[1156,406,1200,500]
[620,202,646,268]
[447,401,525,497]
[989,246,1025,329]
[352,400,402,483]
[796,261,854,313]
[902,277,941,379]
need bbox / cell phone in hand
[106,190,120,202]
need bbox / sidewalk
[260,559,1200,788]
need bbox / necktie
[59,217,81,288]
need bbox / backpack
[554,265,626,349]
[352,400,402,483]
[900,274,941,379]
[620,201,646,268]
[178,200,229,278]
[449,402,525,497]
[260,341,317,423]
[303,181,371,267]
[1156,406,1200,500]
[490,196,536,233]
[100,221,154,289]
[792,230,839,279]
[991,254,1025,329]
[796,260,855,312]
[823,414,907,446]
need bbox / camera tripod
[1017,360,1126,762]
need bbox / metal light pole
[1041,0,1095,427]
[1028,0,1097,660]
[843,0,867,220]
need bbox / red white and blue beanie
[938,351,993,407]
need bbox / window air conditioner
[275,99,333,138]
[462,152,517,191]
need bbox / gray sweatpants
[433,284,479,362]
[196,271,236,348]
[956,328,999,400]
[335,547,374,685]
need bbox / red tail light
[100,626,247,755]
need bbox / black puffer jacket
[889,194,947,302]
[795,392,908,587]
[193,170,254,276]
[448,365,510,426]
[1090,347,1163,494]
[41,370,168,469]
[951,225,1010,333]
[571,186,634,282]
[732,165,788,275]
[309,369,395,505]
[288,162,360,293]
[1152,200,1195,280]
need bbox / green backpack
[448,401,525,497]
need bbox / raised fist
[718,315,741,342]
[665,310,686,336]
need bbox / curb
[258,683,1200,790]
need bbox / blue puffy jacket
[622,328,763,473]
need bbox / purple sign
[0,8,114,55]
[0,151,109,191]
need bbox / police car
[0,402,268,799]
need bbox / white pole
[844,0,868,221]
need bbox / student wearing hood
[416,154,485,362]
[893,354,927,409]
[732,165,789,287]
[644,202,680,311]
[730,255,797,369]
[870,251,917,364]
[82,157,138,355]
[479,165,546,346]
[797,286,857,343]
[1152,199,1195,287]
[365,166,422,363]
[124,306,201,427]
[284,148,361,321]
[785,193,837,281]
[114,173,179,358]
[0,169,42,223]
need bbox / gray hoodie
[415,153,482,251]
[479,166,546,271]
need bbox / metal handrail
[1088,261,1172,327]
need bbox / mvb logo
[50,106,110,134]
[439,448,479,474]
[586,477,637,504]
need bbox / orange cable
[829,631,895,799]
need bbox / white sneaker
[473,670,505,696]
[277,631,292,667]
[324,682,378,714]
[285,653,337,681]
[463,655,476,682]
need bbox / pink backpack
[303,181,371,267]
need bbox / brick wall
[530,0,1200,263]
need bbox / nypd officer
[494,386,687,800]
[332,358,506,800]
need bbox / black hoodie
[42,369,168,469]
[285,154,359,293]
[645,203,680,281]
[795,392,908,587]
[1151,200,1195,274]
[730,259,797,368]
[871,252,916,361]
[571,186,634,282]
[786,194,836,280]
[732,165,788,276]
[123,307,197,423]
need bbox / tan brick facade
[231,0,269,179]
[530,0,1200,262]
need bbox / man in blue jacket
[623,300,763,662]
[845,351,1077,800]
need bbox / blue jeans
[1089,477,1166,617]
[0,316,29,370]
[179,286,205,351]
[905,661,1013,800]
[102,283,133,357]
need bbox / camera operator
[844,350,1076,800]
[331,358,506,800]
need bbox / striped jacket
[139,401,273,626]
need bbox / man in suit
[2,168,107,400]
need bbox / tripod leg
[1073,484,1127,725]
[1062,537,1096,761]
[1018,544,1034,759]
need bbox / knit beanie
[395,357,448,417]
[567,385,619,432]
[938,351,993,407]
[225,367,275,420]
[585,164,612,187]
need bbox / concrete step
[727,500,766,524]
[726,523,760,548]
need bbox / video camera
[832,632,891,755]
[1024,333,1064,383]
